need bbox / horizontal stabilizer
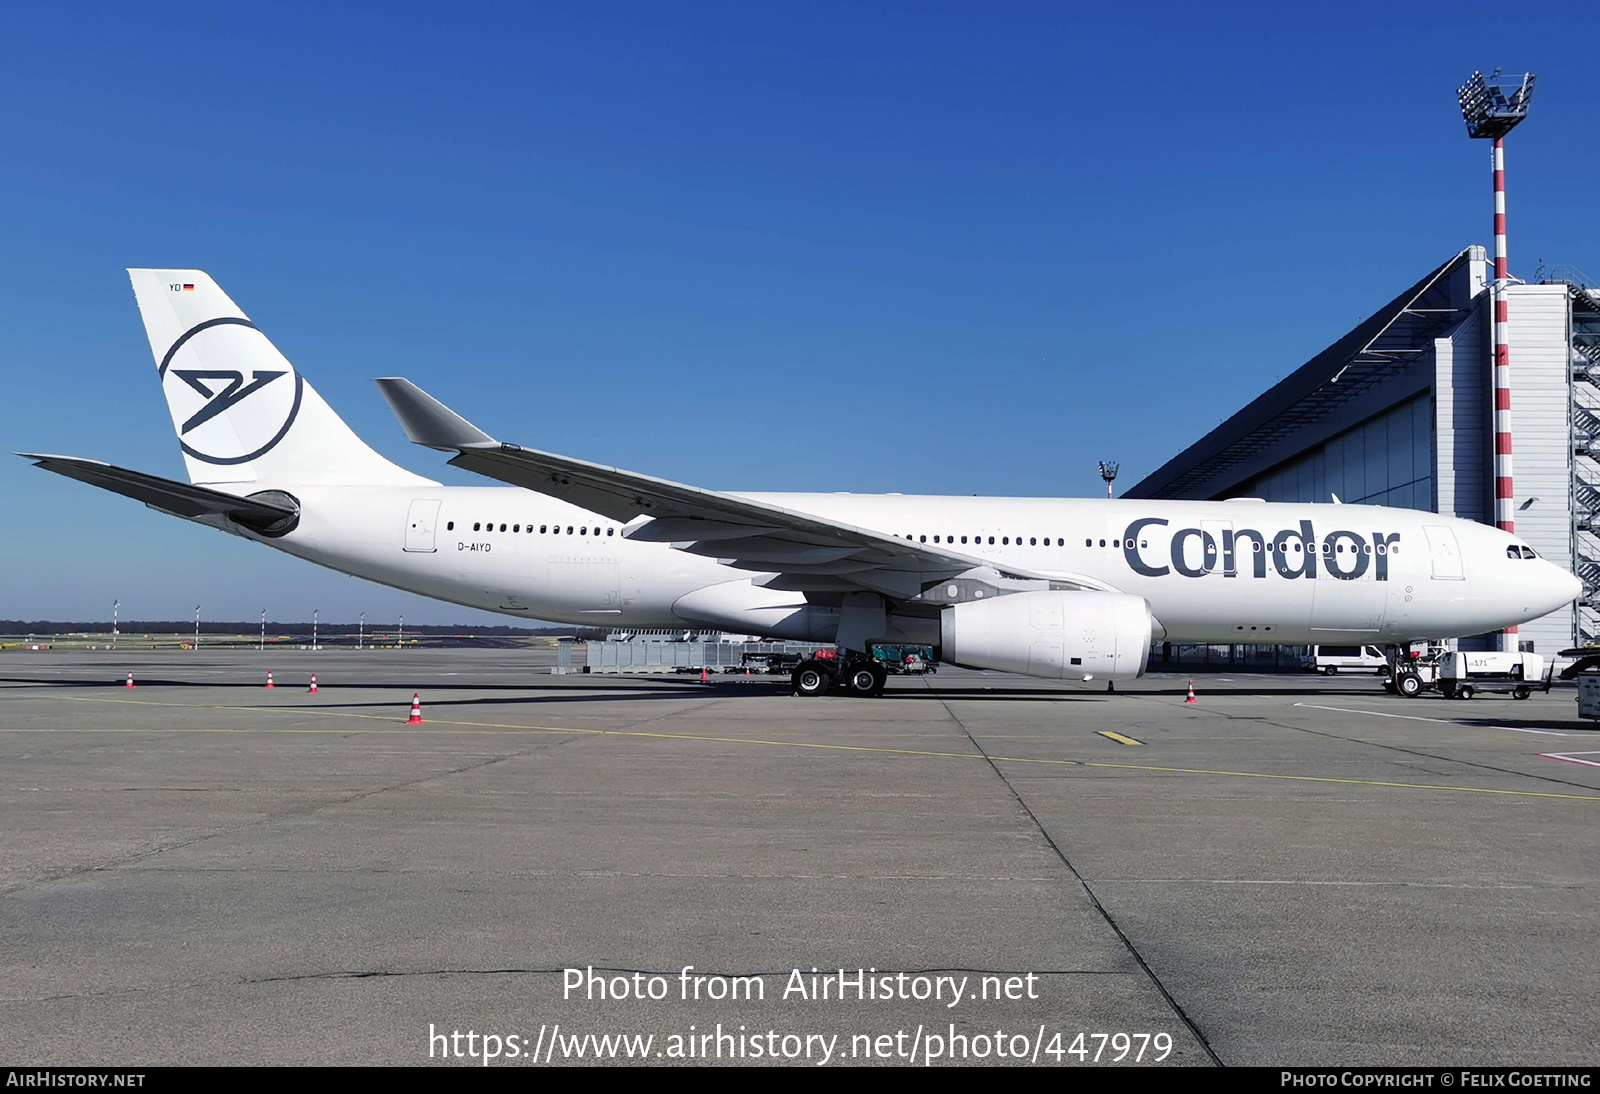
[19,453,298,529]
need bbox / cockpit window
[1522,546,1538,559]
[1507,545,1539,559]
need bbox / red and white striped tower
[1492,137,1516,651]
[1458,69,1536,653]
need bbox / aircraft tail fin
[128,269,431,487]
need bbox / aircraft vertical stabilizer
[128,269,430,487]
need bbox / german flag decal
[183,284,194,291]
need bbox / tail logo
[173,369,286,434]
[158,318,304,466]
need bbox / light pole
[313,609,318,651]
[112,599,119,651]
[261,609,266,652]
[1458,68,1536,652]
[194,605,200,651]
[1098,461,1120,500]
[398,614,404,649]
[359,612,365,651]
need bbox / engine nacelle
[939,590,1153,680]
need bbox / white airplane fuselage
[34,268,1580,668]
[225,484,1575,646]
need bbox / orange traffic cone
[265,671,275,689]
[701,666,708,683]
[307,674,319,694]
[124,671,136,689]
[406,693,424,725]
[1184,680,1197,704]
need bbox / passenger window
[527,524,534,533]
[473,522,481,531]
[988,536,995,545]
[933,535,940,543]
[499,523,506,532]
[1003,537,1009,545]
[1030,537,1037,546]
[567,526,574,535]
[1099,539,1105,547]
[1085,539,1092,547]
[447,521,454,531]
[580,527,587,535]
[960,536,968,544]
[607,528,614,536]
[920,535,926,542]
[513,524,520,533]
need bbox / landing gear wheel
[1455,684,1475,701]
[1514,686,1532,700]
[1396,672,1423,698]
[793,663,830,698]
[848,665,884,697]
[1323,666,1338,676]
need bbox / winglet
[375,378,497,451]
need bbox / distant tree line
[0,620,609,640]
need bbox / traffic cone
[124,671,135,689]
[1184,680,1197,704]
[307,674,319,694]
[265,671,275,689]
[406,693,424,725]
[701,666,708,683]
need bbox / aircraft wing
[19,453,298,527]
[375,378,1090,600]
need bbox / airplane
[21,269,1582,698]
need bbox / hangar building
[1126,246,1600,655]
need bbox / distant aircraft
[21,270,1580,696]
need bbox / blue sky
[3,1,1596,624]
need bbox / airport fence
[1154,644,1313,671]
[571,640,830,674]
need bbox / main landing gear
[792,649,888,697]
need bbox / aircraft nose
[1544,563,1582,612]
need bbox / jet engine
[939,590,1154,680]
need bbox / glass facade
[1235,395,1435,510]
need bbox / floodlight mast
[1457,68,1535,652]
[1098,461,1120,500]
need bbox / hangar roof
[1125,250,1478,500]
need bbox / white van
[1305,644,1388,675]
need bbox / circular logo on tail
[159,318,304,465]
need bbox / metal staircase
[1560,269,1600,643]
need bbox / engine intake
[939,590,1153,680]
